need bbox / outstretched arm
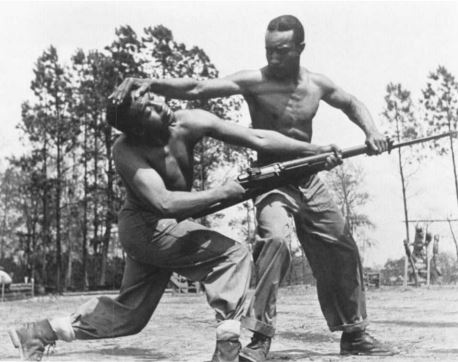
[317,74,388,154]
[183,109,342,160]
[110,70,257,103]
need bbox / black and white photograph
[0,1,457,361]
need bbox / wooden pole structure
[426,245,431,287]
[404,254,408,288]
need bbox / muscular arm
[110,70,268,102]
[316,73,388,153]
[111,71,251,102]
[132,168,238,218]
[182,110,333,157]
[148,75,243,99]
[115,142,242,218]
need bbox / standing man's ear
[298,42,306,53]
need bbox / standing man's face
[265,30,303,79]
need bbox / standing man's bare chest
[246,80,322,140]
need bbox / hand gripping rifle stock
[180,131,455,220]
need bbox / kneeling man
[9,93,340,361]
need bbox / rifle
[180,131,455,220]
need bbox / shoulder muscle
[311,72,353,108]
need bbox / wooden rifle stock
[178,131,455,221]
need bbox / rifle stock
[178,131,455,221]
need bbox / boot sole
[340,350,398,356]
[8,328,25,360]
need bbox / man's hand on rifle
[220,179,246,201]
[319,144,343,170]
[109,78,153,105]
[365,131,391,155]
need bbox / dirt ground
[1,285,458,362]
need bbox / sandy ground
[1,285,458,361]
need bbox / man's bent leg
[242,192,295,338]
[49,256,171,341]
[69,256,171,339]
[130,220,251,362]
[9,256,170,360]
[146,220,252,322]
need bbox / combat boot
[239,332,271,362]
[340,330,396,356]
[211,339,241,362]
[8,319,57,361]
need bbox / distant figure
[413,224,426,260]
[0,266,12,291]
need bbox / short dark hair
[267,15,304,45]
[106,96,143,135]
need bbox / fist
[319,144,343,170]
[109,78,153,104]
[366,132,390,155]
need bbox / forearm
[153,188,227,218]
[254,129,322,156]
[343,97,379,135]
[148,78,202,100]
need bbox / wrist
[366,127,380,137]
[209,187,223,201]
[311,144,324,154]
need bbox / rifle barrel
[391,131,455,149]
[283,131,455,170]
[182,131,455,220]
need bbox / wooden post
[403,254,408,287]
[426,248,431,287]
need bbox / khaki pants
[71,218,251,339]
[242,175,367,337]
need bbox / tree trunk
[447,118,458,212]
[30,199,38,285]
[395,113,418,286]
[41,138,50,287]
[92,113,100,286]
[0,197,8,262]
[65,151,80,290]
[447,219,458,261]
[99,125,114,286]
[55,102,63,293]
[65,248,73,289]
[82,118,89,290]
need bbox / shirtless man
[111,14,393,361]
[8,92,341,362]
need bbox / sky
[0,1,457,266]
